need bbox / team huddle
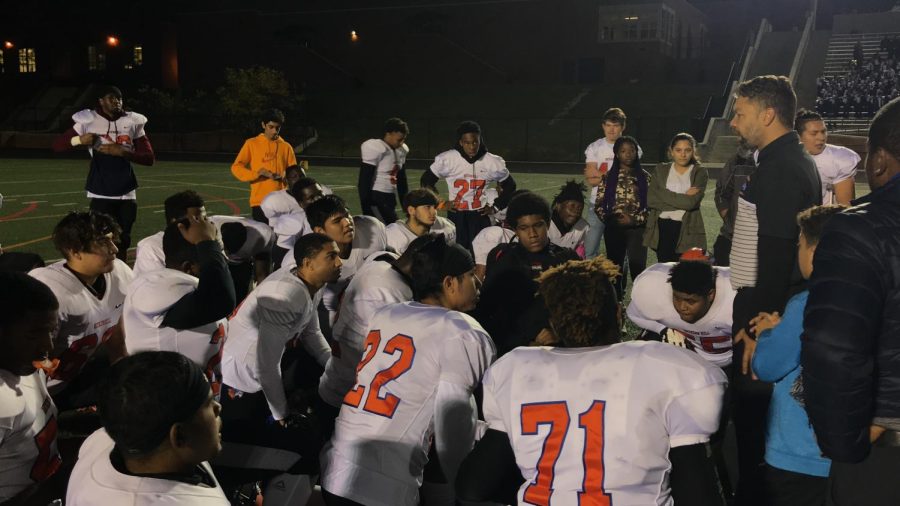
[2,75,899,506]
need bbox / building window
[87,46,106,71]
[18,48,36,73]
[133,45,143,66]
[0,49,4,74]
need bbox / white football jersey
[811,144,860,204]
[260,189,301,220]
[221,267,328,420]
[123,269,227,387]
[484,341,726,506]
[318,255,414,407]
[66,429,228,506]
[71,109,147,200]
[0,370,60,502]
[29,260,133,391]
[548,218,589,257]
[208,215,275,263]
[320,302,496,506]
[472,226,516,266]
[384,217,456,254]
[430,149,510,211]
[584,138,642,204]
[132,231,165,277]
[627,262,736,367]
[361,139,409,193]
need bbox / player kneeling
[66,351,228,505]
[320,236,496,506]
[457,258,728,506]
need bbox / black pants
[655,218,682,263]
[604,224,647,300]
[251,206,268,225]
[322,489,365,506]
[731,287,774,506]
[89,198,137,261]
[765,465,827,506]
[272,245,290,270]
[367,190,399,224]
[828,444,900,506]
[713,234,732,267]
[449,210,491,253]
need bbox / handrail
[789,0,818,83]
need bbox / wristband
[70,136,82,146]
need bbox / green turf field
[0,158,870,265]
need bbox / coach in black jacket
[802,97,900,506]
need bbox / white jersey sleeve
[385,222,416,254]
[132,232,165,277]
[29,260,133,391]
[0,370,60,502]
[471,226,516,266]
[813,144,860,204]
[362,139,408,194]
[482,341,725,506]
[208,215,275,263]
[260,190,301,220]
[71,109,148,155]
[66,429,229,506]
[432,216,457,244]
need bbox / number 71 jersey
[430,149,510,211]
[483,341,726,506]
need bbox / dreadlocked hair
[538,257,621,348]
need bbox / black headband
[441,243,475,277]
[407,192,439,208]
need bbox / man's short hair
[735,75,797,129]
[285,164,304,179]
[456,120,482,139]
[868,96,900,162]
[97,85,122,99]
[98,351,210,457]
[293,232,336,267]
[260,108,285,125]
[219,222,247,255]
[538,258,621,347]
[797,204,846,246]
[0,272,58,330]
[402,188,439,215]
[162,223,199,270]
[668,261,717,296]
[552,180,586,206]
[384,117,409,135]
[52,210,121,258]
[164,190,205,224]
[305,194,349,230]
[794,108,824,134]
[409,234,474,301]
[505,192,551,228]
[602,107,627,124]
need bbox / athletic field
[0,158,869,264]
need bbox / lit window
[0,49,4,74]
[133,45,143,66]
[87,46,106,71]
[18,48,36,73]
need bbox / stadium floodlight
[107,35,119,47]
[350,30,359,42]
[3,41,12,49]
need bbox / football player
[795,109,860,205]
[262,174,324,267]
[358,117,410,224]
[210,216,275,301]
[628,252,736,368]
[0,272,61,504]
[123,216,235,390]
[421,121,517,251]
[66,351,228,505]
[320,236,495,506]
[457,258,727,506]
[132,190,206,277]
[385,188,456,254]
[29,211,133,409]
[548,180,590,258]
[51,85,155,260]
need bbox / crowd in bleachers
[816,35,900,118]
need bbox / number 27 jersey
[430,149,510,211]
[483,341,726,506]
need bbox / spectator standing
[712,139,756,266]
[727,75,821,506]
[802,96,900,506]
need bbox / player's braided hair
[796,204,846,246]
[552,180,586,206]
[538,257,621,347]
[52,210,122,258]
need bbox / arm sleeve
[161,241,236,330]
[625,298,667,334]
[421,168,440,191]
[751,295,804,382]
[231,142,259,182]
[646,167,706,211]
[715,161,735,212]
[434,381,478,490]
[802,216,883,462]
[744,236,796,333]
[358,163,377,216]
[668,443,726,506]
[396,167,409,203]
[131,135,155,166]
[493,175,518,209]
[666,383,725,448]
[455,429,524,504]
[255,299,301,420]
[299,305,332,367]
[52,127,80,152]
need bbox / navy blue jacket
[802,174,900,462]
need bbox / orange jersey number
[343,329,416,418]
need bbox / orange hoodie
[231,134,298,206]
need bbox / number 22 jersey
[483,341,726,506]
